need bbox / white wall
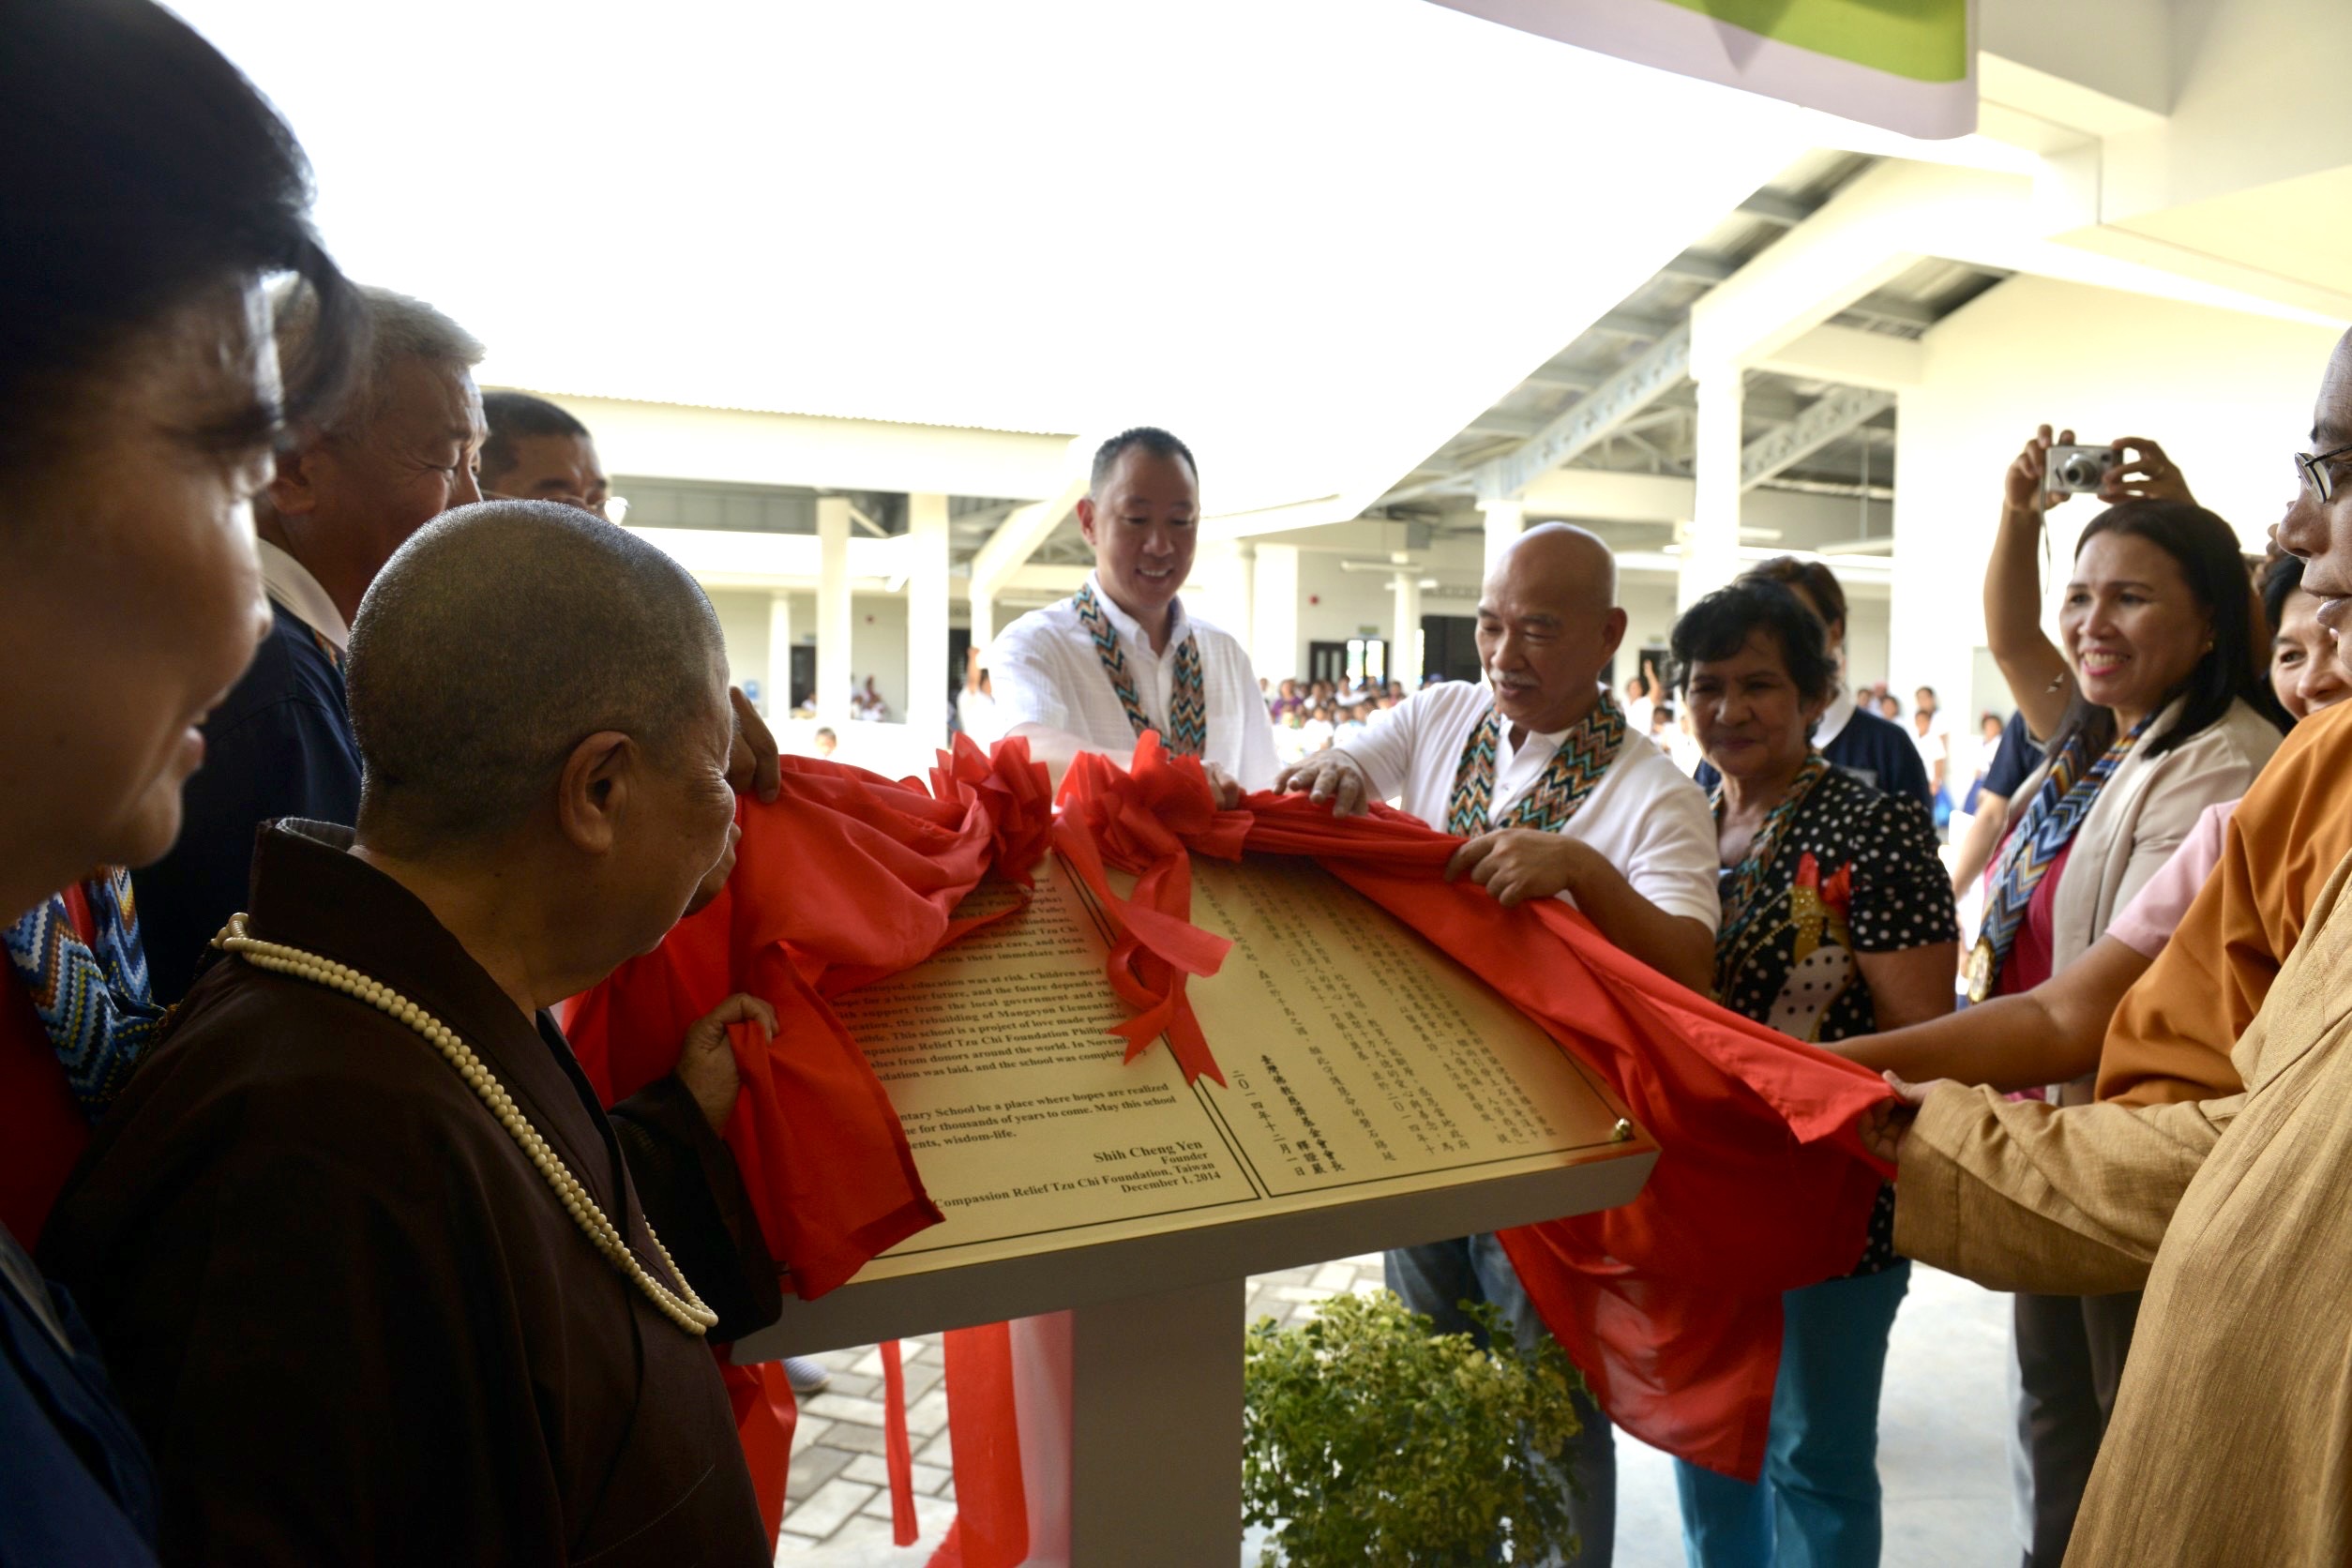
[705,589,774,703]
[704,587,912,718]
[1889,273,2339,725]
[1250,545,1301,687]
[1287,553,1405,681]
[852,595,912,719]
[1619,579,1680,685]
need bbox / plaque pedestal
[731,856,1659,1562]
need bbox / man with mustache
[1276,520,1720,1568]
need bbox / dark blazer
[130,600,360,1005]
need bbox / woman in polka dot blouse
[1669,579,1960,1568]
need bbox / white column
[1250,544,1301,684]
[1233,542,1257,664]
[1391,571,1424,688]
[764,592,793,718]
[906,492,952,747]
[816,496,852,730]
[1478,496,1525,577]
[969,589,996,660]
[1680,369,1745,611]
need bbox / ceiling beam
[1464,411,1545,439]
[1756,323,1924,390]
[1740,385,1898,491]
[1736,189,1821,227]
[1472,322,1692,500]
[1522,364,1601,391]
[1658,249,1739,286]
[1837,292,1940,330]
[1593,309,1676,339]
[970,472,1089,598]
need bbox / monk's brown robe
[1904,845,2352,1563]
[41,823,770,1566]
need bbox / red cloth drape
[1059,739,1897,1480]
[574,730,1898,1534]
[568,738,1048,1557]
[724,1359,798,1543]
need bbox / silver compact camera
[2045,444,2120,494]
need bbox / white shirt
[1336,680,1721,930]
[986,571,1280,790]
[956,687,1000,745]
[256,538,348,650]
[1812,686,1858,751]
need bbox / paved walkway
[775,1257,2015,1565]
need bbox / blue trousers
[1674,1263,1910,1568]
[1387,1233,1615,1568]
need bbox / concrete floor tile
[822,1422,890,1456]
[804,1392,888,1427]
[786,1445,852,1503]
[904,1389,950,1438]
[856,1489,957,1539]
[779,1478,878,1542]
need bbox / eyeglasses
[2294,442,2352,504]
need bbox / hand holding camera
[2005,426,2196,516]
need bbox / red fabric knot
[1048,734,1251,1085]
[929,731,1056,890]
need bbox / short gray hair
[346,499,727,851]
[274,280,484,432]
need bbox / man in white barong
[986,428,1277,801]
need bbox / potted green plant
[1243,1289,1584,1565]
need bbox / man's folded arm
[1894,1079,2240,1296]
[610,1076,782,1343]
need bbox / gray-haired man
[132,283,490,1003]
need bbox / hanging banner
[1428,0,1975,141]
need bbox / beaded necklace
[214,916,718,1336]
[1072,580,1206,757]
[1445,693,1628,838]
[1710,753,1833,997]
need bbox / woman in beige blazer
[1968,448,2289,1568]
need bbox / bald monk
[1277,521,1720,1568]
[1871,327,2352,1562]
[43,502,775,1564]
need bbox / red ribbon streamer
[931,1322,1029,1568]
[882,1339,918,1546]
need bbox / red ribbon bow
[1050,734,1254,1085]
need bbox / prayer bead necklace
[213,916,719,1336]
